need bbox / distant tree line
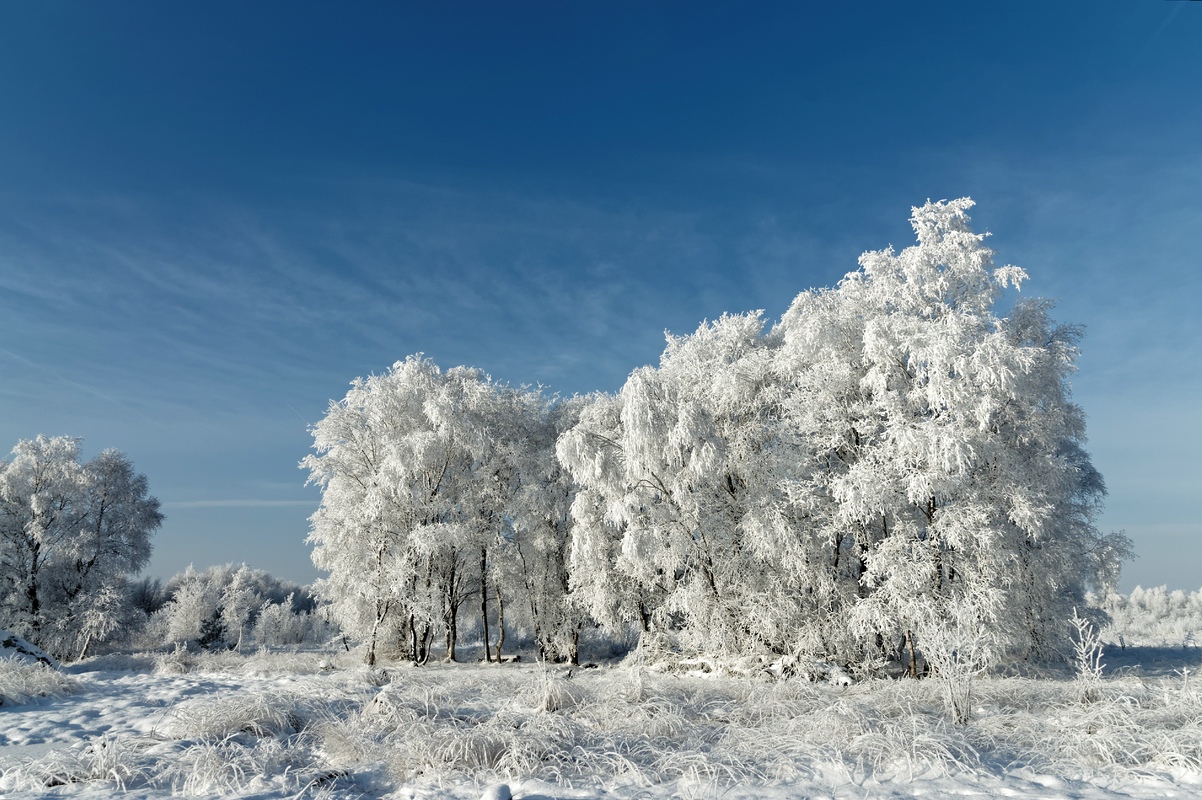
[0,435,333,659]
[306,199,1131,673]
[133,562,334,651]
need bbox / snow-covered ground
[5,646,1202,799]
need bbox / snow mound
[0,630,58,668]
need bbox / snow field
[5,648,1202,798]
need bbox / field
[6,640,1202,799]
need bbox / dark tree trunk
[27,541,42,635]
[494,584,506,662]
[638,600,652,633]
[905,629,919,678]
[480,546,491,662]
[445,558,458,662]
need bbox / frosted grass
[0,659,80,707]
[6,651,1202,797]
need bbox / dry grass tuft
[0,658,80,707]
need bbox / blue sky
[1,2,1199,591]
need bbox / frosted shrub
[253,596,311,646]
[0,733,147,792]
[918,607,990,725]
[157,566,223,647]
[154,642,194,675]
[152,564,324,651]
[157,690,308,740]
[160,736,313,797]
[0,658,79,706]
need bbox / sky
[1,1,1200,592]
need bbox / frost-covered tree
[558,312,799,657]
[160,565,224,647]
[559,199,1128,670]
[306,356,595,665]
[304,357,535,665]
[220,564,259,651]
[254,593,337,647]
[75,583,126,661]
[151,562,314,650]
[779,199,1129,667]
[0,436,161,658]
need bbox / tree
[0,436,161,658]
[221,565,259,651]
[304,357,525,665]
[557,312,799,657]
[559,199,1129,670]
[153,562,314,650]
[306,356,596,666]
[783,198,1129,667]
[160,565,224,647]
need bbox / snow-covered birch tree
[559,312,820,657]
[304,356,556,665]
[0,436,161,659]
[795,198,1129,668]
[503,394,589,663]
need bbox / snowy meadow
[6,626,1202,799]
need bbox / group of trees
[1095,586,1202,649]
[0,200,1127,673]
[0,437,331,659]
[147,563,332,650]
[0,435,162,660]
[308,199,1130,672]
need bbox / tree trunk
[28,541,42,635]
[905,629,918,678]
[445,611,458,662]
[366,616,380,667]
[365,595,390,666]
[480,546,492,662]
[411,620,432,665]
[494,584,506,662]
[445,557,458,662]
